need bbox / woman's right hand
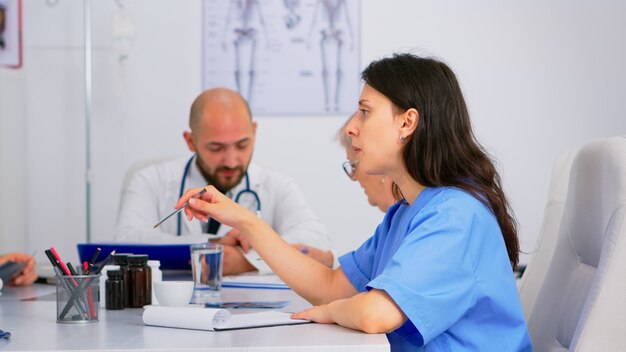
[176,185,256,230]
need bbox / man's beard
[197,160,246,194]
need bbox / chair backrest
[518,150,576,319]
[120,156,178,192]
[117,156,179,223]
[526,136,626,351]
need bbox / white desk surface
[0,282,389,351]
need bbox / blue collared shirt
[339,187,532,352]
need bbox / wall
[0,69,26,253]
[1,0,625,266]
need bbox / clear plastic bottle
[105,270,125,310]
[147,260,162,305]
[127,254,151,308]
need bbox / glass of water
[190,243,223,303]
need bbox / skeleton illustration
[283,0,301,30]
[308,0,354,112]
[222,0,268,105]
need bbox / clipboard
[77,243,193,270]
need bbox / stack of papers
[143,306,310,331]
[222,274,289,290]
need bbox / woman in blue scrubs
[179,53,532,351]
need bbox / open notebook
[143,306,310,331]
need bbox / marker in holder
[56,274,100,323]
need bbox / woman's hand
[0,253,37,286]
[177,186,256,229]
[291,304,335,324]
[292,290,407,334]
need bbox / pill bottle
[111,253,132,307]
[105,270,125,310]
[127,254,151,308]
[99,264,120,308]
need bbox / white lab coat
[116,156,331,272]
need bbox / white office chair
[518,150,575,319]
[525,136,626,351]
[117,156,179,222]
[120,156,178,192]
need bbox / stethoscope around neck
[177,156,261,236]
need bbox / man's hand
[220,245,256,276]
[215,229,251,253]
[292,244,334,268]
[209,229,255,275]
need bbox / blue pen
[0,329,11,339]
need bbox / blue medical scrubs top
[339,187,532,352]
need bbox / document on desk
[222,273,289,290]
[143,306,310,331]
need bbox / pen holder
[56,274,100,323]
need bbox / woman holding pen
[178,53,531,351]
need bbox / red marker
[50,247,77,285]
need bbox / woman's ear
[399,108,419,137]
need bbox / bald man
[116,88,332,275]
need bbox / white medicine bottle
[147,260,162,305]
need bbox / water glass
[190,243,223,303]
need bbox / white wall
[1,0,625,266]
[0,69,26,253]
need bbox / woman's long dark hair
[362,53,519,269]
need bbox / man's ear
[183,131,196,152]
[399,108,419,137]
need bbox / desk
[0,283,390,351]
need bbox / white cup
[153,281,194,307]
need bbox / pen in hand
[153,188,207,229]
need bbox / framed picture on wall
[202,0,361,116]
[0,0,22,68]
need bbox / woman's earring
[398,135,406,144]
